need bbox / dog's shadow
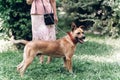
[26,58,67,76]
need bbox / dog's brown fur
[15,22,85,77]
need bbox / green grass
[0,33,120,80]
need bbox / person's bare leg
[46,56,52,64]
[39,55,44,64]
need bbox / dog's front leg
[65,57,73,73]
[63,57,67,68]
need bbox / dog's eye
[77,32,80,35]
[82,32,84,34]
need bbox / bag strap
[41,0,52,13]
[35,0,37,14]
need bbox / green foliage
[0,0,119,40]
[0,0,32,40]
[59,0,120,38]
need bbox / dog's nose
[82,35,85,39]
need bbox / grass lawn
[0,32,120,80]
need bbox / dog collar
[67,32,77,44]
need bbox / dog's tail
[12,40,29,45]
[10,36,29,45]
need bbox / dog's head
[71,22,85,44]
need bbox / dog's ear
[71,22,77,31]
[79,25,85,29]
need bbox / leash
[56,26,78,44]
[56,25,67,35]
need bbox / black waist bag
[44,13,54,25]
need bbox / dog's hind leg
[20,56,34,77]
[19,50,36,77]
[17,60,24,72]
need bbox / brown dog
[14,22,85,77]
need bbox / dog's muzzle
[76,35,85,44]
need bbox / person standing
[30,0,58,63]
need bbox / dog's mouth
[78,38,84,43]
[78,39,84,43]
[76,37,85,44]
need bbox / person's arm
[50,0,58,24]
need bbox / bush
[0,0,32,40]
[60,0,120,38]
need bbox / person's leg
[46,25,56,63]
[31,15,49,63]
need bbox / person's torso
[31,0,53,15]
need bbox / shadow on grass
[72,59,120,80]
[75,41,114,56]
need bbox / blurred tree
[0,0,119,39]
[59,0,120,38]
[0,0,32,40]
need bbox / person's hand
[26,0,33,5]
[54,15,58,24]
